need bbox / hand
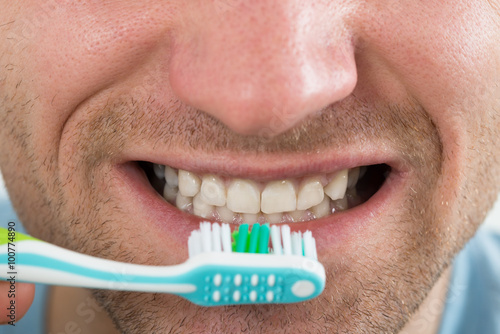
[0,281,35,324]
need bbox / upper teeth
[261,180,298,214]
[296,176,324,210]
[153,164,363,223]
[200,175,226,206]
[227,179,261,214]
[178,170,201,197]
[323,169,348,200]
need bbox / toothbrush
[0,222,325,306]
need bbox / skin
[0,1,499,333]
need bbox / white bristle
[270,225,282,255]
[281,225,292,255]
[200,222,212,253]
[291,232,303,256]
[189,222,318,260]
[211,223,222,252]
[303,230,316,260]
[311,237,317,260]
[188,230,202,258]
[221,223,232,252]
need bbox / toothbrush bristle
[270,225,282,255]
[188,230,202,258]
[235,224,249,252]
[248,223,260,253]
[258,224,270,254]
[291,232,302,256]
[221,223,232,252]
[303,231,317,260]
[200,222,212,253]
[211,223,222,253]
[281,225,292,256]
[188,221,318,260]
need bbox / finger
[0,281,35,324]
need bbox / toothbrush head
[184,222,325,306]
[189,222,318,259]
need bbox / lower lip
[113,162,405,255]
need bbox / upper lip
[119,141,407,182]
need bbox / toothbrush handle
[0,228,196,294]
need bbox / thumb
[0,280,35,324]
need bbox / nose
[169,2,357,136]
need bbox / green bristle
[247,223,260,253]
[231,230,239,252]
[235,224,249,252]
[257,224,270,254]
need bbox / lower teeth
[140,162,387,224]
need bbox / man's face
[1,1,499,333]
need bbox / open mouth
[139,162,390,224]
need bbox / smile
[140,162,390,224]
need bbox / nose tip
[171,50,357,137]
[169,3,357,136]
[199,66,357,137]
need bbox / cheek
[0,2,175,236]
[363,1,498,184]
[354,1,500,240]
[12,2,176,157]
[362,1,496,108]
